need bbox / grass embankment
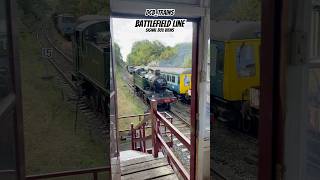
[116,65,147,131]
[20,28,107,178]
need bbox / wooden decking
[120,150,179,180]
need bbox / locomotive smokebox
[155,70,161,76]
[149,76,167,93]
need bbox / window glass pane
[310,3,320,58]
[184,75,190,86]
[0,110,16,170]
[307,67,320,179]
[211,1,261,179]
[110,94,117,157]
[212,41,224,74]
[211,43,217,76]
[0,0,11,100]
[110,57,114,92]
[235,44,256,77]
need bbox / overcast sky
[111,18,193,62]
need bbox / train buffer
[120,150,179,179]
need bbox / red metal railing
[128,112,173,153]
[131,121,148,152]
[150,100,191,180]
[25,166,110,180]
[119,113,150,152]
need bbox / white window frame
[285,1,320,180]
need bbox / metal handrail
[150,100,191,180]
[118,113,150,152]
[155,111,191,150]
[125,112,173,153]
[25,166,110,180]
[118,113,150,119]
[131,122,147,152]
[157,134,190,180]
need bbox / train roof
[57,14,74,17]
[148,67,192,74]
[75,20,108,31]
[211,21,261,41]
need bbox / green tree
[181,55,192,68]
[55,0,109,16]
[127,40,177,66]
[55,0,79,14]
[114,43,124,67]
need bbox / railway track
[212,121,258,180]
[35,23,109,141]
[213,170,227,180]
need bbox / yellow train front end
[223,39,260,102]
[211,21,261,136]
[179,73,192,98]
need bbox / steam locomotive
[133,67,177,110]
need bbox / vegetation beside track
[19,24,107,178]
[116,65,147,131]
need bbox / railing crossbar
[118,113,150,119]
[155,111,191,150]
[157,134,190,180]
[25,166,110,180]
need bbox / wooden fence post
[150,100,158,158]
[131,123,134,150]
[142,123,146,153]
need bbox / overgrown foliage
[18,0,51,25]
[18,0,109,23]
[55,0,109,16]
[114,43,125,68]
[181,55,192,68]
[127,40,177,66]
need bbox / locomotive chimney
[155,70,160,76]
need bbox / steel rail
[213,170,227,180]
[169,109,190,126]
[44,27,73,63]
[38,27,77,91]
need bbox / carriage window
[172,76,175,83]
[0,0,11,100]
[235,44,256,77]
[183,75,190,86]
[212,41,224,75]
